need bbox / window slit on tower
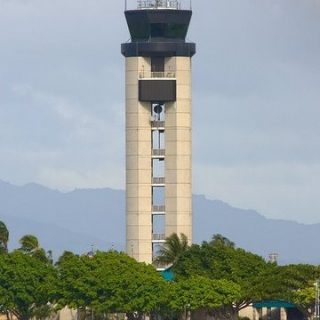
[151,103,165,157]
[151,56,165,73]
[152,243,163,261]
[152,159,164,178]
[152,214,165,241]
[152,130,165,150]
[152,186,165,206]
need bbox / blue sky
[0,0,319,223]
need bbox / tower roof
[122,0,195,57]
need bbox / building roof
[253,300,297,309]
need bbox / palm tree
[154,233,189,267]
[19,234,40,253]
[209,234,235,248]
[0,221,9,253]
[18,234,50,262]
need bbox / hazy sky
[0,0,319,223]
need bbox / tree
[18,234,49,262]
[292,284,315,320]
[173,236,274,319]
[209,234,235,248]
[167,276,241,320]
[0,221,9,254]
[0,251,57,320]
[154,233,189,267]
[19,234,40,252]
[92,252,167,320]
[55,251,95,316]
[56,251,167,320]
[272,264,320,320]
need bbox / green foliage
[19,234,40,252]
[55,251,91,309]
[173,237,274,310]
[171,235,320,319]
[292,284,315,316]
[274,265,320,317]
[259,264,320,303]
[0,251,56,320]
[154,233,189,266]
[56,251,167,316]
[167,276,241,312]
[18,234,50,262]
[0,220,9,254]
[209,234,235,248]
[0,225,318,320]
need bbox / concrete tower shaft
[122,0,196,265]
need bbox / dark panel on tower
[139,80,176,102]
[121,42,195,57]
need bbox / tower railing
[151,120,165,128]
[139,71,176,79]
[152,149,165,157]
[152,205,166,212]
[152,233,166,241]
[152,177,165,185]
[137,0,180,10]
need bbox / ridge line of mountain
[1,178,319,263]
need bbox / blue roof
[160,268,174,281]
[253,300,297,309]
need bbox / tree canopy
[173,237,280,314]
[18,234,50,262]
[168,276,241,312]
[0,221,9,254]
[0,251,56,320]
[19,234,40,253]
[56,251,167,319]
[0,227,318,320]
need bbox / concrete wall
[165,57,192,244]
[125,55,193,264]
[126,57,153,263]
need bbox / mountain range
[0,179,318,265]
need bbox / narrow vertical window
[151,56,165,72]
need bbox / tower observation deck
[121,0,195,268]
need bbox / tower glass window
[152,159,165,177]
[152,130,165,150]
[152,215,165,235]
[152,186,165,206]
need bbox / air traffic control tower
[121,0,196,265]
